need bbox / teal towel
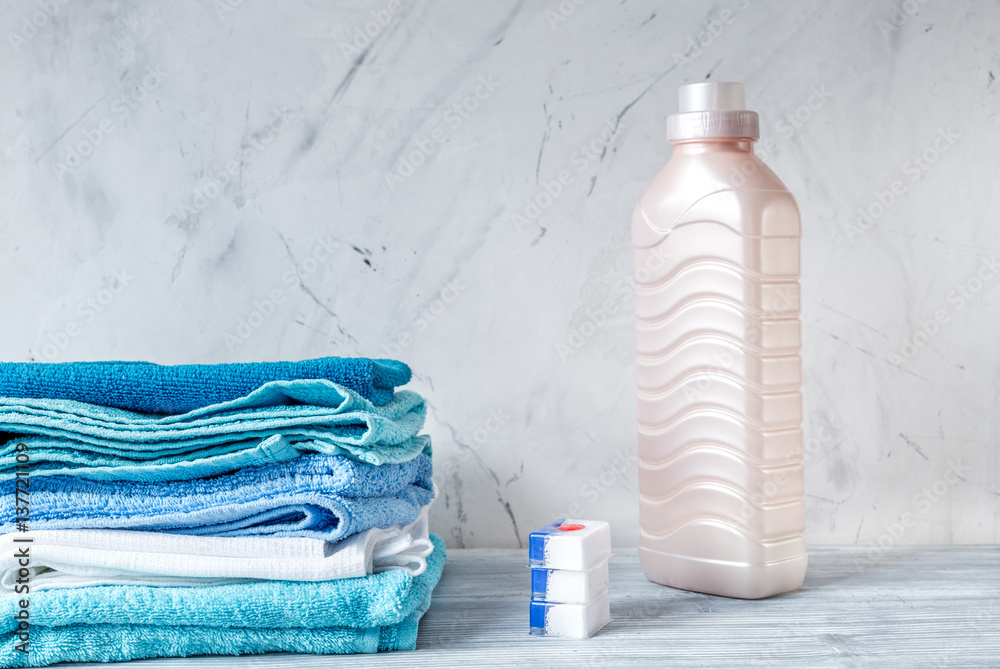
[0,535,445,666]
[0,357,410,412]
[0,380,427,482]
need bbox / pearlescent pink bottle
[632,82,806,599]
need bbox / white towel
[0,504,433,591]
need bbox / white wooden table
[75,546,999,668]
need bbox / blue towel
[0,535,445,666]
[0,357,410,412]
[0,433,303,482]
[0,380,427,481]
[0,452,434,541]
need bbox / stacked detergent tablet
[528,519,611,638]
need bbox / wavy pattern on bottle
[632,189,800,249]
[638,257,774,292]
[635,297,802,354]
[639,440,803,473]
[634,184,805,598]
[640,491,805,538]
[635,282,799,323]
[639,403,801,434]
[640,477,804,511]
[640,365,798,400]
[639,523,806,564]
[636,334,802,391]
[637,413,802,464]
[637,384,801,430]
[636,229,799,286]
[639,445,803,498]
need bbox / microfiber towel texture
[0,453,434,541]
[0,357,410,413]
[0,380,427,481]
[0,535,446,667]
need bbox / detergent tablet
[529,589,611,638]
[528,519,611,571]
[531,559,610,604]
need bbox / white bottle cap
[667,81,759,141]
[678,82,746,112]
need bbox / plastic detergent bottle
[631,82,806,599]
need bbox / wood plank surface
[71,546,1000,668]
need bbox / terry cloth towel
[0,504,435,590]
[0,357,410,413]
[0,433,430,484]
[0,380,427,482]
[0,535,446,667]
[0,453,434,541]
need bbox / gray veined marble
[0,0,997,548]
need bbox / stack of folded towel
[0,357,444,667]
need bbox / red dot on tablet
[557,524,585,531]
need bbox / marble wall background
[1,0,997,547]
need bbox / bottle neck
[668,138,756,154]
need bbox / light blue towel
[0,535,445,666]
[0,357,411,412]
[0,380,427,481]
[0,452,434,541]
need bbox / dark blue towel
[0,357,410,413]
